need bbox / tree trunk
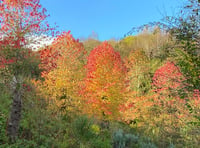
[7,76,23,142]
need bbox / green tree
[169,0,200,93]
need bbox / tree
[127,0,199,92]
[0,0,52,141]
[151,61,200,146]
[135,0,200,94]
[82,42,128,120]
[168,0,200,93]
[38,31,87,116]
[115,36,136,58]
[125,49,151,96]
[152,61,185,97]
[124,27,173,59]
[82,38,101,55]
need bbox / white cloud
[26,35,55,51]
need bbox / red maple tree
[152,61,185,96]
[82,42,128,120]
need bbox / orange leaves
[121,94,154,124]
[82,42,128,120]
[85,42,126,81]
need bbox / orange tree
[81,42,128,120]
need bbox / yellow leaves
[37,32,87,115]
[90,124,100,135]
[37,59,85,115]
[43,67,78,98]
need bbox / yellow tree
[38,31,86,115]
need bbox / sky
[41,0,185,41]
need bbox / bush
[112,129,138,148]
[0,139,37,148]
[0,85,11,144]
[90,138,111,148]
[72,115,95,141]
[112,129,157,148]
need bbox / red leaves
[86,42,126,79]
[39,47,60,76]
[4,0,19,6]
[0,58,14,68]
[23,83,31,92]
[152,61,184,96]
[0,0,53,82]
[193,89,200,99]
[0,0,53,46]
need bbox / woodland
[0,0,199,148]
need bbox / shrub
[72,115,95,141]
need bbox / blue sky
[41,0,185,41]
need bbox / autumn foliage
[152,61,185,96]
[81,42,128,120]
[39,31,86,75]
[0,0,51,45]
[38,31,86,114]
[0,0,199,146]
[0,0,51,72]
